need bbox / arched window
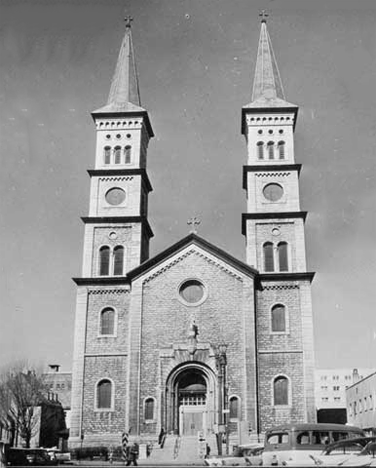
[229,396,240,419]
[114,146,121,164]
[267,141,274,160]
[99,246,110,276]
[278,242,289,272]
[263,242,274,272]
[97,379,112,409]
[257,141,264,160]
[274,376,289,406]
[278,141,285,159]
[100,308,115,335]
[104,146,111,165]
[125,146,132,164]
[113,246,124,276]
[271,304,286,332]
[144,398,154,420]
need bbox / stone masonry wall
[136,248,257,433]
[82,355,127,436]
[85,288,130,355]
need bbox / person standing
[125,442,139,466]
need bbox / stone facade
[69,19,316,448]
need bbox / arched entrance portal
[165,363,217,436]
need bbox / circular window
[116,134,121,139]
[263,183,284,202]
[105,187,126,206]
[179,279,206,305]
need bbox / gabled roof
[127,233,259,281]
[92,23,146,115]
[243,20,297,109]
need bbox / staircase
[147,434,218,465]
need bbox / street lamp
[215,342,228,456]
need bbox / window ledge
[94,408,115,413]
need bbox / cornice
[81,216,154,239]
[73,277,131,286]
[91,110,154,138]
[242,212,307,234]
[242,164,301,189]
[258,272,315,283]
[87,168,152,192]
[241,106,298,134]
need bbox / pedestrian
[108,445,113,464]
[158,428,166,448]
[205,443,211,459]
[125,442,139,466]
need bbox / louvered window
[113,246,124,275]
[267,141,274,159]
[104,147,111,165]
[125,146,132,164]
[257,141,264,159]
[99,246,110,276]
[114,146,121,164]
[263,242,274,272]
[278,242,288,271]
[278,141,285,159]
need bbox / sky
[0,0,375,372]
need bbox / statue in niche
[187,319,199,356]
[188,319,199,339]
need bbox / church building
[70,16,316,447]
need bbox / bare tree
[0,361,47,448]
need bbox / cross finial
[124,15,133,30]
[259,10,269,23]
[187,216,201,234]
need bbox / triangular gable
[127,233,259,281]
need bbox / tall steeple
[93,15,147,114]
[243,14,297,110]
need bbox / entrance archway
[165,363,217,436]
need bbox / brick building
[70,17,316,447]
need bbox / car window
[362,442,376,456]
[327,443,363,455]
[332,432,349,442]
[312,431,330,445]
[296,431,310,445]
[267,432,289,444]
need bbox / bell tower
[241,14,305,274]
[242,14,316,426]
[83,16,154,278]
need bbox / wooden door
[182,411,203,435]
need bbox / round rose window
[179,280,205,305]
[105,187,126,206]
[263,183,283,202]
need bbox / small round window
[179,279,206,305]
[105,187,126,206]
[263,183,283,202]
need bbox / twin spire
[93,15,145,114]
[95,13,295,114]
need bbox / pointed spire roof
[244,16,297,109]
[93,17,146,114]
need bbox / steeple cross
[187,217,201,234]
[259,10,269,23]
[124,15,134,29]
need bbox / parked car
[6,448,58,466]
[44,448,71,464]
[309,437,376,466]
[204,444,263,466]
